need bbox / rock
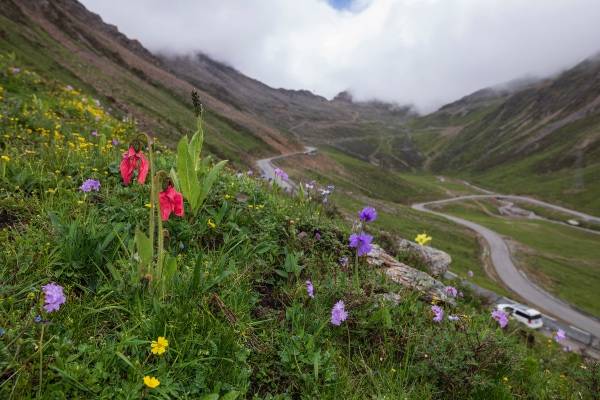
[375,292,402,306]
[397,239,451,276]
[367,245,455,305]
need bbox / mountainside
[0,0,300,165]
[411,57,600,213]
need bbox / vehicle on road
[496,303,544,329]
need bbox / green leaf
[189,118,204,171]
[164,254,177,284]
[176,136,200,211]
[134,227,153,267]
[199,395,219,400]
[197,160,228,212]
[221,391,240,400]
[169,167,180,191]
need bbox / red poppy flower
[158,184,184,221]
[120,146,149,185]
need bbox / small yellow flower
[46,188,57,194]
[1,155,10,162]
[150,336,168,355]
[415,233,432,246]
[27,292,36,300]
[91,168,98,172]
[145,203,153,208]
[77,200,84,205]
[224,194,231,200]
[143,376,160,388]
[502,376,508,382]
[207,219,217,229]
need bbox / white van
[496,303,544,329]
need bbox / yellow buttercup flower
[150,336,168,355]
[415,233,432,246]
[1,155,9,162]
[143,376,160,388]
[144,203,153,208]
[207,219,216,229]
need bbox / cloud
[80,0,600,112]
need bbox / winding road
[412,195,600,337]
[256,146,316,191]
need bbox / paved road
[255,146,316,191]
[412,195,600,337]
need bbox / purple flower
[445,286,458,298]
[91,130,98,137]
[338,256,349,267]
[65,85,74,91]
[448,315,460,321]
[467,270,474,278]
[431,305,444,322]
[41,283,66,313]
[555,329,566,343]
[331,300,348,326]
[10,67,20,74]
[358,206,377,223]
[491,310,509,328]
[34,315,42,323]
[80,179,101,192]
[349,232,373,256]
[274,168,288,181]
[306,280,314,298]
[112,138,120,146]
[315,232,321,241]
[305,181,315,190]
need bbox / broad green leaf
[189,118,204,171]
[199,395,219,400]
[221,391,240,400]
[134,227,153,267]
[176,136,200,211]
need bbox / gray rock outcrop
[397,239,452,276]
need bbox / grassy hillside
[2,58,600,399]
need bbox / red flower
[158,184,184,221]
[120,146,149,185]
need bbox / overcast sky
[81,0,600,111]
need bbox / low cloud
[81,0,600,111]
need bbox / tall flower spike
[159,183,184,221]
[120,146,149,185]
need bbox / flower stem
[147,136,156,277]
[38,324,44,397]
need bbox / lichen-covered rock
[397,238,451,276]
[367,245,454,304]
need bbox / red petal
[158,191,172,221]
[137,152,149,184]
[173,190,184,217]
[120,157,133,185]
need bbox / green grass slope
[2,58,599,399]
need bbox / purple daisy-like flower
[338,256,349,267]
[274,168,288,181]
[112,138,120,146]
[41,283,66,313]
[555,329,567,343]
[305,181,316,190]
[358,206,377,223]
[11,67,20,74]
[445,286,458,298]
[349,232,373,256]
[306,280,314,299]
[491,310,509,328]
[80,179,101,192]
[431,305,444,322]
[91,130,98,137]
[331,300,348,326]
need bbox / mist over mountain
[80,0,600,112]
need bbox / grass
[434,199,600,316]
[1,57,599,399]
